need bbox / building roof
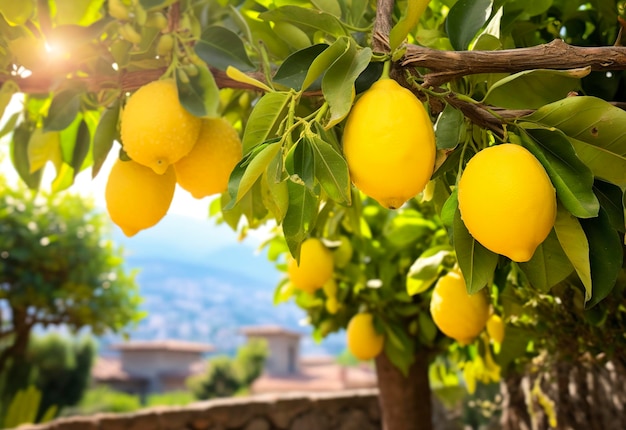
[250,359,377,393]
[111,339,214,353]
[240,325,303,339]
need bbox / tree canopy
[1,1,626,429]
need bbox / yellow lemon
[174,117,243,199]
[120,79,201,174]
[105,158,176,237]
[342,78,436,209]
[287,238,334,294]
[486,314,505,344]
[325,296,340,314]
[430,271,490,344]
[458,143,557,262]
[346,313,385,361]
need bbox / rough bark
[375,351,433,430]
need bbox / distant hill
[101,213,346,356]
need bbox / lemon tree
[1,0,626,429]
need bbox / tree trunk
[500,373,531,430]
[375,351,433,430]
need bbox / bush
[145,391,195,407]
[62,386,141,415]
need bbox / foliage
[0,172,143,405]
[2,0,626,427]
[145,390,195,407]
[63,386,141,415]
[26,333,96,419]
[188,339,267,400]
[0,385,56,428]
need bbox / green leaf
[92,100,120,179]
[43,90,81,132]
[519,229,574,292]
[382,322,415,377]
[309,135,351,205]
[262,170,289,223]
[312,0,342,17]
[139,0,176,11]
[517,125,599,218]
[445,0,493,50]
[194,26,255,72]
[71,120,91,176]
[0,80,19,121]
[593,179,625,233]
[554,206,592,300]
[525,96,626,157]
[417,312,438,346]
[435,104,465,150]
[283,181,319,257]
[383,210,437,248]
[453,208,498,293]
[11,124,42,190]
[242,92,291,154]
[322,41,371,128]
[582,208,624,308]
[228,141,282,206]
[440,188,458,230]
[273,44,329,90]
[389,0,429,52]
[260,6,347,38]
[407,249,451,295]
[27,129,61,173]
[568,137,626,189]
[483,68,588,109]
[301,37,348,92]
[0,0,34,25]
[176,65,220,118]
[292,138,315,189]
[0,112,20,140]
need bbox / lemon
[120,79,201,174]
[174,118,243,199]
[287,238,334,294]
[458,143,557,262]
[105,158,176,237]
[325,296,340,314]
[430,270,490,344]
[346,313,385,361]
[486,314,505,344]
[342,78,436,209]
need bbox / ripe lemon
[105,158,176,237]
[458,143,557,262]
[486,314,505,344]
[346,313,385,361]
[342,78,436,209]
[287,238,334,294]
[174,117,243,199]
[120,79,201,174]
[430,270,490,345]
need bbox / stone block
[243,417,271,430]
[290,411,331,430]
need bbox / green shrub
[63,386,141,415]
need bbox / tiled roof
[111,339,214,353]
[240,325,304,338]
[250,359,377,394]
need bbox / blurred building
[240,325,377,394]
[92,339,213,395]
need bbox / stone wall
[13,389,381,430]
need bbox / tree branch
[403,39,626,86]
[373,0,394,54]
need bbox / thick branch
[373,0,394,54]
[404,39,626,86]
